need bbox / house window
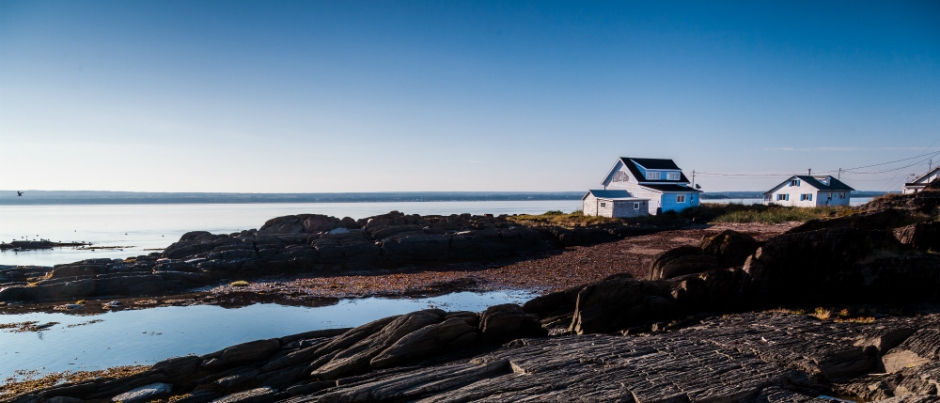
[633,202,639,209]
[800,194,813,201]
[646,171,661,180]
[677,194,686,203]
[612,171,630,182]
[667,172,680,180]
[777,194,789,201]
[600,202,606,207]
[790,179,801,186]
[839,193,845,199]
[827,193,832,200]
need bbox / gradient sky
[2,1,939,192]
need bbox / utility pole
[692,170,695,188]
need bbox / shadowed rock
[478,304,546,344]
[310,309,446,380]
[699,229,761,267]
[370,316,480,369]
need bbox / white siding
[611,200,649,217]
[815,190,851,207]
[631,186,664,215]
[583,194,599,216]
[764,178,850,207]
[606,164,633,190]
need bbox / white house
[582,190,649,218]
[763,175,854,207]
[583,157,702,216]
[903,167,940,194]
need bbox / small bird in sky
[17,191,23,196]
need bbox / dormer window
[647,171,661,180]
[790,179,801,186]
[667,172,680,180]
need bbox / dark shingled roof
[583,190,646,200]
[639,184,702,192]
[795,176,854,191]
[627,158,682,170]
[618,157,690,183]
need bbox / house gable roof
[605,157,690,185]
[911,167,940,184]
[630,158,681,170]
[583,189,647,201]
[764,175,854,194]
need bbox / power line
[842,154,937,175]
[838,150,940,173]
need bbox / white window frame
[676,194,686,203]
[633,202,639,209]
[646,171,661,180]
[666,172,680,180]
[800,193,813,201]
[790,179,801,186]
[839,192,845,199]
[777,194,789,201]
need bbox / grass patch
[685,203,857,224]
[230,280,249,287]
[507,211,627,227]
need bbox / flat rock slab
[111,382,172,403]
[211,387,275,403]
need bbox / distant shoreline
[0,190,890,205]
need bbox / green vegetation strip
[510,203,858,226]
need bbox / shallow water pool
[0,290,536,380]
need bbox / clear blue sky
[1,1,938,192]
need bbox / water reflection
[0,290,536,378]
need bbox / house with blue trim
[763,175,853,207]
[583,157,702,216]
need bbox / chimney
[808,168,812,175]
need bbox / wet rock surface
[0,211,675,305]
[10,309,940,403]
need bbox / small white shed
[582,190,649,217]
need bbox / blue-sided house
[583,157,702,216]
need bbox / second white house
[763,175,854,207]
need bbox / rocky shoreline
[0,211,686,309]
[4,190,940,402]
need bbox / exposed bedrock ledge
[10,308,940,403]
[1,211,671,303]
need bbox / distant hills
[0,190,892,205]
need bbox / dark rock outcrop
[893,222,940,251]
[787,209,912,234]
[699,229,761,267]
[478,304,546,343]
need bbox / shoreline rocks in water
[0,211,673,305]
[0,241,91,252]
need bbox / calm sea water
[0,290,536,380]
[0,201,580,266]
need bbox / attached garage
[582,190,649,218]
